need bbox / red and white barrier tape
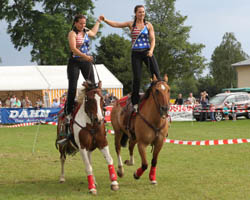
[164,138,250,145]
[0,122,37,128]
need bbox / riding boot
[57,114,72,145]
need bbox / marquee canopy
[0,64,123,91]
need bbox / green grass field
[0,120,250,200]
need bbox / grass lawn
[0,119,250,200]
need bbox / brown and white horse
[56,81,119,195]
[111,75,170,184]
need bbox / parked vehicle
[193,92,250,121]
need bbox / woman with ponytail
[57,14,102,144]
[100,5,161,112]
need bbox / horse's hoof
[124,160,134,166]
[59,177,65,183]
[133,172,140,180]
[89,188,97,195]
[117,170,123,178]
[117,166,124,177]
[111,183,119,191]
[150,180,157,185]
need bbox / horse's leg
[124,139,136,166]
[100,146,119,191]
[134,142,148,179]
[79,148,97,195]
[59,153,66,183]
[149,138,164,185]
[87,151,97,187]
[114,131,124,177]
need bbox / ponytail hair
[72,14,86,34]
[133,5,146,27]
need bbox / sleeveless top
[131,25,150,50]
[72,31,90,58]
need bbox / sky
[0,0,250,66]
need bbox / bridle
[137,80,170,136]
[150,81,170,118]
[85,88,104,126]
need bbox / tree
[0,0,97,65]
[209,32,249,92]
[95,34,134,94]
[145,0,206,84]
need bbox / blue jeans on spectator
[210,112,215,121]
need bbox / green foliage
[209,32,249,91]
[196,75,217,97]
[145,0,206,84]
[0,0,96,65]
[171,76,198,99]
[95,34,133,94]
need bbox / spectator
[35,97,43,109]
[52,98,60,108]
[203,91,209,101]
[175,93,183,105]
[108,92,118,104]
[200,93,208,121]
[22,96,32,108]
[209,103,216,122]
[59,95,67,108]
[187,92,196,105]
[15,98,21,108]
[10,95,17,108]
[0,99,2,108]
[231,102,237,121]
[223,102,229,120]
[5,97,10,107]
[104,94,111,107]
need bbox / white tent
[0,65,123,105]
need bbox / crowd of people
[0,91,118,109]
[173,92,209,106]
[0,94,67,109]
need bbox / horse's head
[83,81,104,125]
[150,74,170,118]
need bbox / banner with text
[0,108,61,124]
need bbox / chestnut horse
[111,75,170,184]
[56,81,119,195]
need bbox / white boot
[133,104,138,112]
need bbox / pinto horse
[111,75,170,184]
[56,81,119,195]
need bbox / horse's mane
[142,81,157,100]
[77,86,86,103]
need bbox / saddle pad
[118,96,129,107]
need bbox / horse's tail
[120,133,128,147]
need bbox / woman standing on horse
[64,14,102,119]
[100,5,161,112]
[58,14,102,144]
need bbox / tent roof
[0,65,123,91]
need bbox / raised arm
[100,15,132,29]
[88,17,102,37]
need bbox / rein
[138,112,166,136]
[137,81,169,136]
